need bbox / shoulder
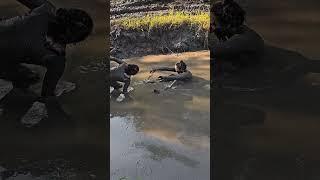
[30,2,56,17]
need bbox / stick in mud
[153,80,177,94]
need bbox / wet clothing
[0,0,66,97]
[151,67,192,82]
[110,57,131,93]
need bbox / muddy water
[110,51,210,180]
[215,0,320,179]
[0,1,107,179]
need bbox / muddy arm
[151,67,176,73]
[41,55,66,97]
[110,56,125,64]
[160,71,192,82]
[122,78,130,93]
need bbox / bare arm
[122,78,130,93]
[150,67,176,73]
[159,71,192,82]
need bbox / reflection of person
[110,56,139,94]
[0,0,93,101]
[210,0,264,76]
[150,60,192,82]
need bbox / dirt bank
[110,24,209,59]
[110,0,209,58]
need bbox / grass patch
[112,11,210,31]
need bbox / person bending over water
[110,56,139,94]
[210,0,264,77]
[150,60,192,82]
[0,0,93,102]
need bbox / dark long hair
[211,0,246,28]
[48,8,93,44]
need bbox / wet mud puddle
[110,51,210,180]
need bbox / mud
[110,0,210,59]
[213,0,320,179]
[110,0,209,19]
[111,24,209,59]
[110,51,210,180]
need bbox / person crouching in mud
[150,60,192,82]
[110,56,139,95]
[210,0,264,82]
[0,0,93,104]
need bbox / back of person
[0,10,50,62]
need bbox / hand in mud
[150,69,156,73]
[158,76,169,82]
[123,92,133,101]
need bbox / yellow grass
[112,11,210,31]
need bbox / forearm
[122,79,130,93]
[41,56,66,97]
[152,67,176,72]
[162,72,192,81]
[110,56,124,64]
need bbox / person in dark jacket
[0,0,93,100]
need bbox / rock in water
[0,79,13,101]
[116,93,125,102]
[55,81,76,97]
[21,101,48,127]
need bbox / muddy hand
[150,69,156,73]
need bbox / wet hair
[48,8,93,44]
[211,0,246,28]
[125,64,139,75]
[176,60,187,72]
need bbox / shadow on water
[214,43,320,179]
[0,1,107,179]
[111,51,210,180]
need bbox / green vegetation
[112,11,210,31]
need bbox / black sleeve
[41,55,66,97]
